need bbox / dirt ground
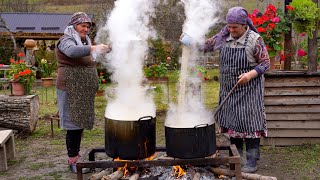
[0,112,319,180]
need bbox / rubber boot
[242,138,260,173]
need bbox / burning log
[101,170,124,180]
[208,167,277,180]
[90,168,112,180]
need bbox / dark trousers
[66,129,83,157]
[230,137,260,167]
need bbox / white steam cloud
[103,0,159,120]
[165,0,221,128]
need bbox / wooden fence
[262,71,320,146]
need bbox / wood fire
[173,165,186,178]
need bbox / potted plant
[191,65,210,81]
[288,0,319,38]
[37,57,57,87]
[9,53,36,95]
[144,62,168,81]
[248,4,291,69]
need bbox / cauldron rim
[164,122,215,129]
[105,115,156,121]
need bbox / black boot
[242,138,260,173]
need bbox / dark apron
[216,32,267,133]
[65,67,99,130]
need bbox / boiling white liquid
[165,46,213,128]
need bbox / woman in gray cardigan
[55,12,111,173]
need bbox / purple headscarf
[210,7,258,51]
[68,12,93,26]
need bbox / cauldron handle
[138,116,153,121]
[194,124,209,128]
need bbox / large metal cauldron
[165,123,216,159]
[105,116,156,160]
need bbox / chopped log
[192,172,200,180]
[90,168,113,180]
[129,172,140,180]
[102,170,124,180]
[208,167,277,180]
[0,95,39,134]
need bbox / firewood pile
[87,151,277,180]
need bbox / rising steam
[165,0,221,128]
[103,0,160,120]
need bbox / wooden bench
[0,130,16,171]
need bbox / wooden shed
[261,71,320,146]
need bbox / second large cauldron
[165,123,216,159]
[105,116,156,160]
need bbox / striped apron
[216,32,267,134]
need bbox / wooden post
[284,0,293,71]
[308,0,319,73]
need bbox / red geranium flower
[19,71,25,76]
[286,5,294,11]
[248,4,290,58]
[257,27,266,33]
[280,54,286,61]
[24,69,31,75]
[268,23,276,29]
[17,53,24,57]
[297,49,307,57]
[14,74,20,79]
[300,32,306,37]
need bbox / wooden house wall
[261,73,320,146]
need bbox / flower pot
[41,78,54,88]
[12,82,25,96]
[96,89,105,96]
[146,77,169,83]
[24,39,36,49]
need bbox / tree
[0,0,40,12]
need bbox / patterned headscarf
[210,7,258,51]
[68,12,93,26]
[62,12,93,46]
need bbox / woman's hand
[91,44,112,54]
[237,70,258,85]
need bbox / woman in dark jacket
[55,12,111,173]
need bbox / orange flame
[173,165,186,178]
[117,163,128,176]
[114,158,129,176]
[145,153,157,161]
